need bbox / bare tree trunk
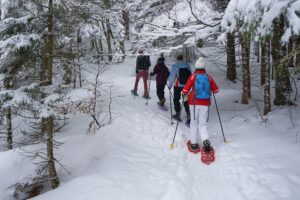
[78,64,82,88]
[4,76,13,150]
[255,41,260,63]
[44,117,59,189]
[247,36,251,98]
[288,35,294,68]
[120,40,125,60]
[271,55,274,80]
[272,18,285,105]
[40,0,54,86]
[99,39,104,60]
[240,31,251,104]
[93,37,104,61]
[73,56,77,89]
[46,0,54,85]
[296,36,300,67]
[183,44,190,62]
[40,48,47,83]
[122,10,130,40]
[226,32,236,81]
[62,43,72,85]
[62,61,72,85]
[6,108,13,150]
[261,40,266,86]
[77,30,82,88]
[272,15,290,105]
[44,0,59,189]
[263,38,271,115]
[102,19,113,61]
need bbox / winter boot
[203,140,211,152]
[187,140,201,154]
[131,90,138,96]
[160,98,166,106]
[142,95,151,99]
[172,113,182,122]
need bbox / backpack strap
[191,73,198,91]
[191,73,197,120]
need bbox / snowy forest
[0,0,300,199]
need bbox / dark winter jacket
[136,55,151,72]
[150,63,170,85]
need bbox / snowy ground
[1,56,300,200]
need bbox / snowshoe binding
[187,140,201,154]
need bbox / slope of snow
[10,56,296,200]
[0,148,38,200]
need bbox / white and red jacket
[182,69,219,106]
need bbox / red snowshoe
[187,140,201,154]
[200,140,215,165]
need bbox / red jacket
[182,69,219,106]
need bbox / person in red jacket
[182,57,219,154]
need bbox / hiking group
[131,50,219,164]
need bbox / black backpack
[178,68,191,84]
[138,55,151,70]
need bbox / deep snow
[1,56,300,200]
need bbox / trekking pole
[146,74,151,105]
[170,96,185,149]
[168,87,174,125]
[207,106,210,122]
[212,93,227,143]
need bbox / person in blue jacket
[167,55,191,125]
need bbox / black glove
[136,69,138,74]
[150,72,154,76]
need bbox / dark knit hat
[157,57,165,63]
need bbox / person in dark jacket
[167,55,191,124]
[150,57,170,106]
[131,50,151,99]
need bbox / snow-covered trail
[31,57,300,200]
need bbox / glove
[136,69,138,74]
[167,82,172,90]
[183,94,188,102]
[150,72,154,76]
